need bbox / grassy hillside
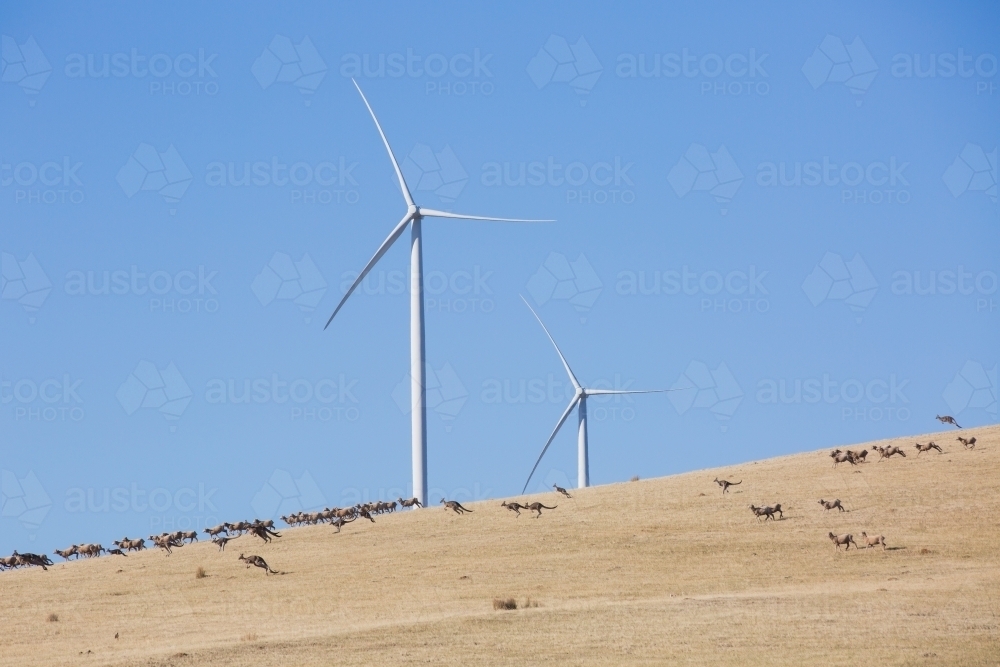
[2,425,998,666]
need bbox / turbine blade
[585,388,682,395]
[419,208,554,223]
[352,79,414,207]
[324,212,413,329]
[520,295,581,390]
[521,395,580,495]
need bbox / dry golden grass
[2,426,998,666]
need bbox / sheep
[397,497,423,509]
[53,546,78,561]
[915,441,943,455]
[749,504,782,521]
[828,532,857,550]
[832,451,856,468]
[860,532,887,551]
[875,445,906,461]
[818,499,846,512]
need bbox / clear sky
[1,1,997,554]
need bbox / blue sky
[1,1,997,553]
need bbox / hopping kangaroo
[501,501,526,516]
[524,502,556,518]
[440,499,473,514]
[713,478,741,494]
[553,484,572,498]
[915,441,942,455]
[238,553,277,575]
[936,415,961,428]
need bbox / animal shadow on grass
[885,546,907,552]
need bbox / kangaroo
[553,484,572,498]
[238,553,277,575]
[936,415,961,428]
[829,532,857,550]
[915,441,943,455]
[818,499,846,512]
[501,501,526,516]
[713,478,741,494]
[440,499,473,514]
[248,524,281,543]
[107,548,128,557]
[860,532,887,551]
[53,546,78,561]
[14,551,53,570]
[332,516,356,533]
[957,436,977,449]
[398,497,423,509]
[524,502,556,518]
[212,536,231,552]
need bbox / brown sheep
[915,441,942,455]
[860,532,887,551]
[828,532,857,550]
[818,499,846,512]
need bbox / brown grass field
[2,425,999,666]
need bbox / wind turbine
[520,296,674,493]
[325,81,552,507]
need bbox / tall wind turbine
[520,296,674,493]
[326,81,552,506]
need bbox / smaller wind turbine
[520,296,675,493]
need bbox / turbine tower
[326,81,552,506]
[520,296,674,493]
